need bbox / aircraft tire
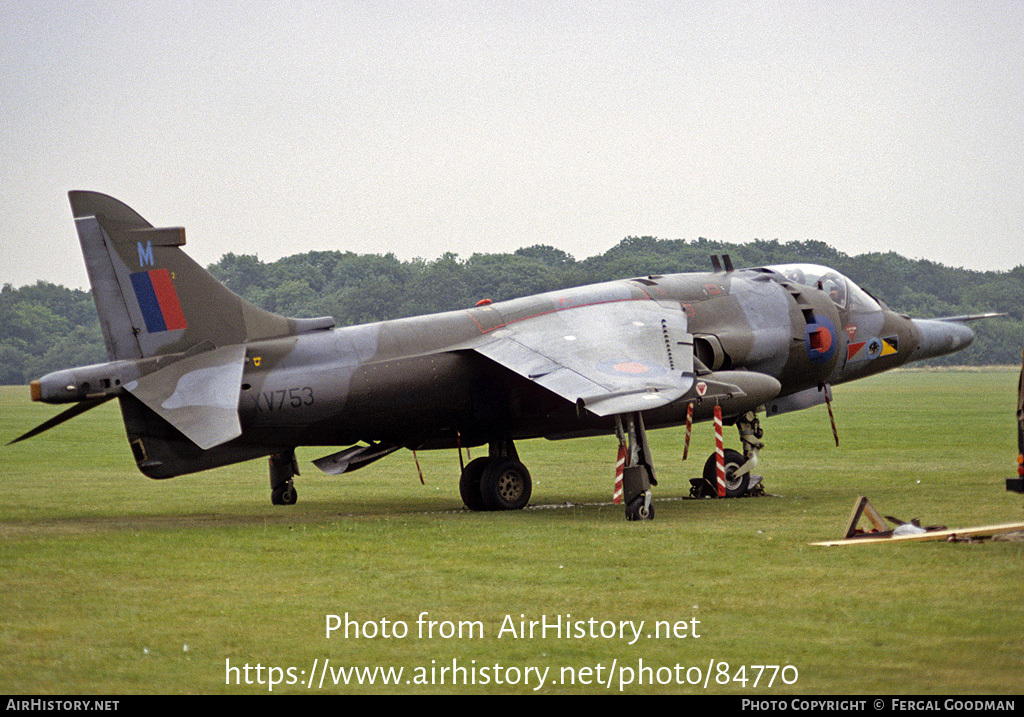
[479,458,532,511]
[271,483,298,506]
[625,494,654,521]
[701,449,750,498]
[459,457,491,511]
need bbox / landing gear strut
[617,412,658,521]
[270,449,299,505]
[459,438,532,511]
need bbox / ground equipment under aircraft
[8,192,998,519]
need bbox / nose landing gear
[689,410,765,499]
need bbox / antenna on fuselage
[710,255,734,273]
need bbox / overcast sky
[2,1,1022,290]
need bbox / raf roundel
[612,362,651,375]
[597,360,667,379]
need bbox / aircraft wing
[474,300,694,416]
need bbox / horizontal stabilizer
[313,443,400,475]
[124,344,246,450]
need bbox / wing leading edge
[474,300,694,416]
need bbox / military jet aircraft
[9,192,993,519]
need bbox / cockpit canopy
[764,264,881,313]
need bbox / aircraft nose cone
[910,319,975,362]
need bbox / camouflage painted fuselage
[152,266,944,477]
[25,192,974,482]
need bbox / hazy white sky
[2,1,1022,290]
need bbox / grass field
[1,369,1022,694]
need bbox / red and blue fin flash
[130,269,187,333]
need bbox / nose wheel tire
[701,448,750,498]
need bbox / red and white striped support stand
[714,404,725,497]
[613,439,626,504]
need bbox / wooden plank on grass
[811,522,1024,547]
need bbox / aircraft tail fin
[69,191,333,360]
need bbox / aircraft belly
[117,393,282,479]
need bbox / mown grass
[1,370,1021,694]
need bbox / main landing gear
[458,408,767,518]
[459,438,533,512]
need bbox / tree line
[2,236,1022,384]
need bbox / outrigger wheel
[269,450,299,505]
[617,412,657,521]
[624,491,654,521]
